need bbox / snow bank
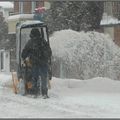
[50,29,120,80]
[51,77,120,94]
[1,72,120,94]
[75,77,120,93]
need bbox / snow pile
[50,29,120,80]
[0,73,12,88]
[52,77,120,94]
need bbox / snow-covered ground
[0,73,120,118]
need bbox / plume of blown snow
[50,29,120,80]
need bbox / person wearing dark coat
[22,28,52,98]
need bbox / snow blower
[12,20,52,95]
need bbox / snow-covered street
[1,0,120,119]
[0,73,120,118]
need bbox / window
[0,51,4,71]
[19,1,23,14]
[31,1,36,13]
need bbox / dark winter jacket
[22,36,52,66]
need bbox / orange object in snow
[11,71,19,94]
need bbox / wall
[44,2,51,9]
[104,2,113,16]
[14,1,19,14]
[114,26,120,46]
[23,1,31,14]
[104,26,114,40]
[0,7,13,20]
[0,50,10,73]
[100,25,120,47]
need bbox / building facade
[14,1,44,14]
[101,1,120,46]
[0,2,13,20]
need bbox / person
[21,28,52,98]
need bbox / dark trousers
[32,64,48,95]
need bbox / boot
[34,94,38,98]
[42,94,49,99]
[41,87,49,99]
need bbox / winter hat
[30,28,41,38]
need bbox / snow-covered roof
[20,20,43,26]
[100,13,120,26]
[0,2,13,9]
[18,20,44,28]
[7,14,34,21]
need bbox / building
[0,2,13,73]
[14,1,45,14]
[101,1,120,46]
[0,2,13,20]
[104,1,120,20]
[8,1,50,34]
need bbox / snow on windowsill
[101,13,120,26]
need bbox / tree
[0,13,8,49]
[0,14,8,41]
[45,1,104,34]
